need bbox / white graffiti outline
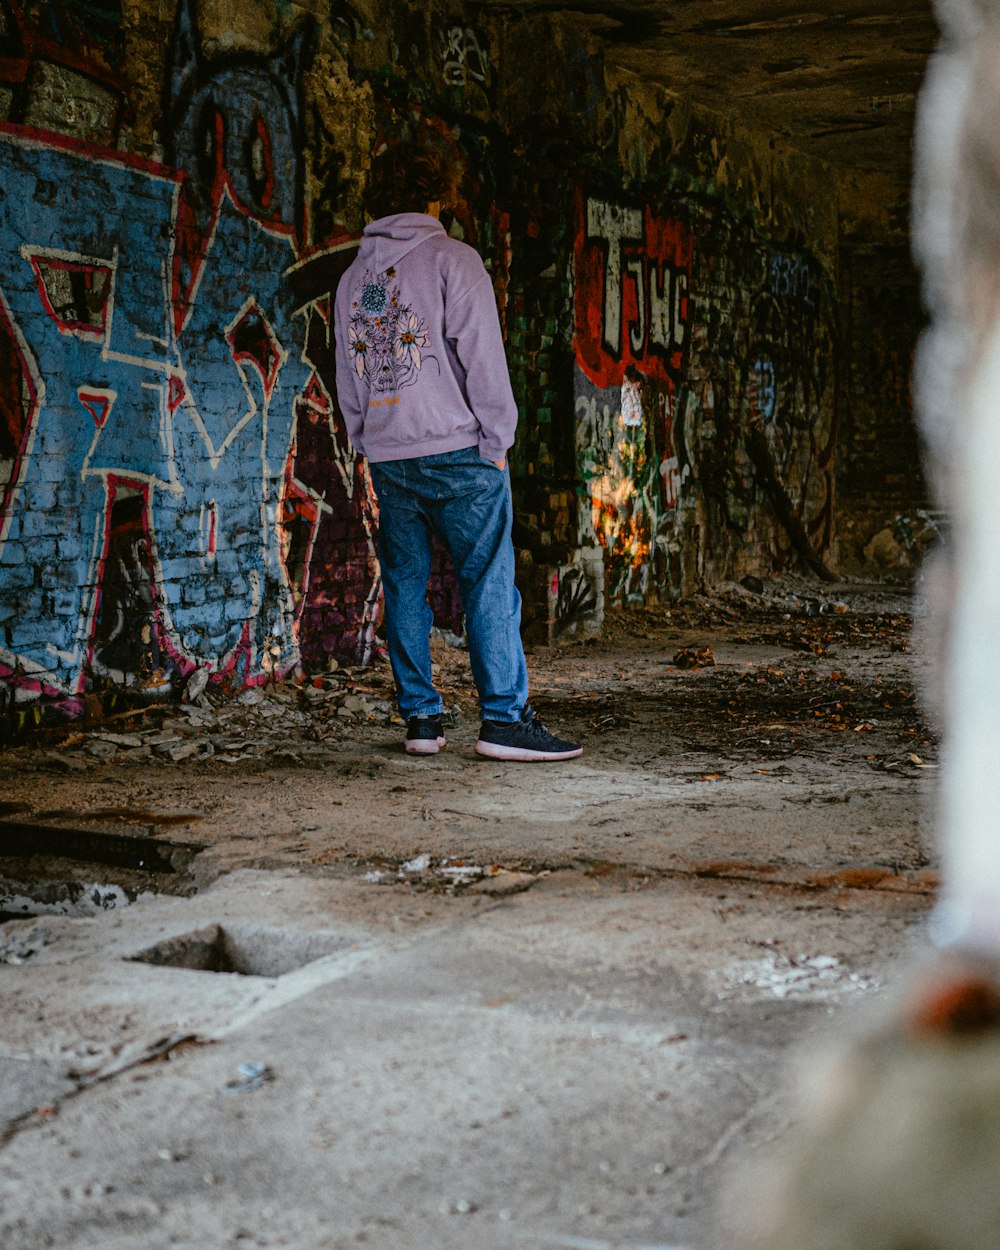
[0,284,45,554]
[438,25,489,87]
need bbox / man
[333,142,582,762]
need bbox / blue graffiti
[753,357,777,423]
[0,127,309,699]
[769,253,815,309]
[165,0,312,237]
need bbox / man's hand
[493,457,506,470]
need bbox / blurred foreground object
[731,2,1000,1246]
[913,0,1000,956]
[732,961,1000,1250]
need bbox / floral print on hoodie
[333,213,517,463]
[348,266,436,401]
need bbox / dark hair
[366,144,460,219]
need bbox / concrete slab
[0,586,937,1248]
[0,866,927,1250]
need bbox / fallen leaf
[673,644,716,669]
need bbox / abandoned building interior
[0,0,939,710]
[5,1,1000,1248]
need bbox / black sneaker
[475,706,582,762]
[405,714,445,755]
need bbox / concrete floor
[0,580,936,1250]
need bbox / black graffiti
[90,489,163,689]
[556,566,599,631]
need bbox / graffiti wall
[0,123,313,707]
[731,242,838,576]
[573,193,693,603]
[0,0,517,718]
[0,0,921,716]
[0,0,129,145]
[572,178,839,602]
[0,0,382,716]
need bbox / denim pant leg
[433,455,529,723]
[369,461,442,720]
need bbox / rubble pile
[18,663,409,771]
[10,624,492,771]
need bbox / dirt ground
[0,575,936,891]
[0,575,943,1250]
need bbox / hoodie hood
[358,212,446,270]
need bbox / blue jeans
[369,447,529,724]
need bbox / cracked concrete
[0,580,936,1249]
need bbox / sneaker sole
[474,741,583,762]
[405,737,446,755]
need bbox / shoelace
[519,709,554,740]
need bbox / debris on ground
[220,1062,274,1093]
[0,919,51,965]
[720,948,881,1000]
[7,661,410,768]
[672,645,716,669]
[360,855,545,895]
[0,579,929,780]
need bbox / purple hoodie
[333,213,518,464]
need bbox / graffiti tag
[575,195,692,388]
[437,26,489,89]
[769,252,815,309]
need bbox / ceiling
[493,1,941,184]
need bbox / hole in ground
[127,923,349,977]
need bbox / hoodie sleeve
[332,276,367,457]
[445,263,518,462]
